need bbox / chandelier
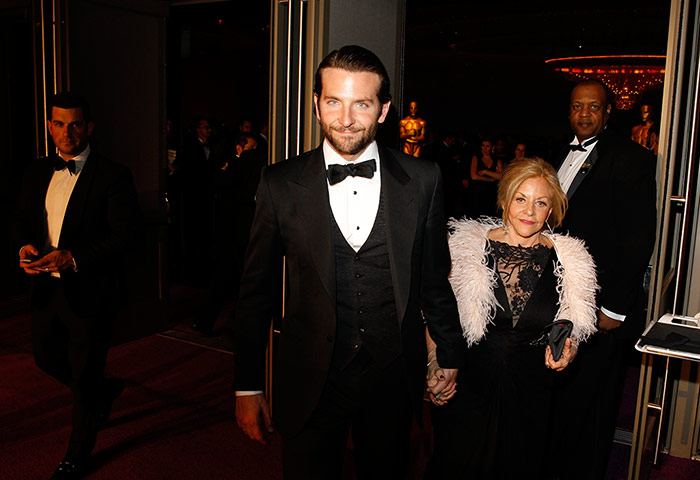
[545,55,666,110]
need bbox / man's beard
[320,120,378,157]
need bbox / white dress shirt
[323,139,381,252]
[557,136,598,193]
[45,145,89,250]
[43,145,89,277]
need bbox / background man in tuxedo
[14,93,140,479]
[551,79,657,479]
[178,116,219,289]
[233,45,464,479]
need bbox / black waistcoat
[331,194,401,369]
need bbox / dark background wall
[0,3,36,297]
[166,2,270,149]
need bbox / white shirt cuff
[235,390,264,396]
[600,307,626,322]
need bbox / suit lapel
[380,147,416,325]
[567,147,599,200]
[288,147,336,304]
[59,152,97,248]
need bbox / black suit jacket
[14,151,141,317]
[556,128,657,337]
[233,145,465,436]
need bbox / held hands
[425,351,457,406]
[19,245,74,275]
[544,338,578,371]
[235,394,274,444]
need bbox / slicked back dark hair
[234,132,257,147]
[49,92,93,122]
[572,79,615,110]
[313,45,391,104]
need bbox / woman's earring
[544,211,554,234]
[545,220,554,234]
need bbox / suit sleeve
[12,160,43,251]
[233,166,283,391]
[601,147,657,317]
[421,162,466,369]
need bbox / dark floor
[3,285,700,479]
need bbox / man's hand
[598,310,622,332]
[235,394,274,444]
[22,249,75,274]
[426,363,458,406]
[19,245,41,274]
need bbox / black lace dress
[428,240,559,479]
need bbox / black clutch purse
[530,319,574,361]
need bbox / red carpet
[0,307,282,480]
[3,293,700,479]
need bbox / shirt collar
[58,144,90,174]
[570,127,607,149]
[323,139,380,169]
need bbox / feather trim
[447,217,598,345]
[543,232,599,342]
[447,217,502,346]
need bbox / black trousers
[31,282,115,461]
[549,332,630,480]
[282,348,413,480]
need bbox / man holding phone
[14,92,140,479]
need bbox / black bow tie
[569,136,597,152]
[326,159,376,185]
[55,158,77,175]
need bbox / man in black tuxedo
[178,117,219,289]
[550,79,657,479]
[198,133,263,335]
[14,93,140,479]
[233,45,464,479]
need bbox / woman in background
[467,138,503,218]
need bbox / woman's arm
[471,156,494,182]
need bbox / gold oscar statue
[400,101,426,157]
[631,104,659,155]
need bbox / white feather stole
[447,217,598,346]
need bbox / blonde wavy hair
[497,157,568,228]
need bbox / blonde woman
[426,158,598,478]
